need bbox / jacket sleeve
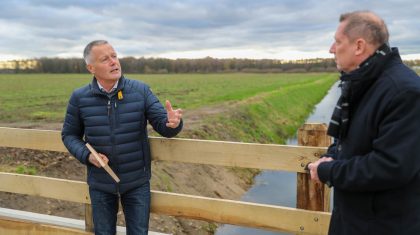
[318,90,420,192]
[323,138,338,159]
[144,85,183,137]
[61,92,90,165]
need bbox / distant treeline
[1,57,419,74]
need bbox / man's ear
[354,38,367,56]
[86,64,95,74]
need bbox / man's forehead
[92,44,116,54]
[335,22,347,37]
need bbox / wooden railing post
[84,167,94,232]
[297,123,331,212]
[85,204,94,232]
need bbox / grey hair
[339,10,389,47]
[83,40,109,64]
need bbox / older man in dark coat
[308,11,420,235]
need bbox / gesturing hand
[165,100,183,128]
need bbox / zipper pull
[107,100,111,116]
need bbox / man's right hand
[307,157,334,183]
[88,153,109,168]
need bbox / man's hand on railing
[307,157,333,183]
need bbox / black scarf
[327,44,393,139]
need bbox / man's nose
[329,43,336,54]
[109,57,117,65]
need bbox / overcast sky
[1,0,419,61]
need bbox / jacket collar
[90,75,125,96]
[339,44,396,105]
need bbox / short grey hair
[339,10,389,47]
[83,40,109,64]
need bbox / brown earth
[0,103,260,235]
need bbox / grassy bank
[0,73,336,124]
[182,73,337,144]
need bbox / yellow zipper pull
[117,90,123,100]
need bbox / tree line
[1,57,419,74]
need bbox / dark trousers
[89,182,150,235]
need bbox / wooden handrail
[0,127,326,173]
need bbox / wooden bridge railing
[0,124,332,235]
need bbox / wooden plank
[84,204,94,232]
[83,167,94,232]
[0,173,330,234]
[0,207,166,235]
[0,216,92,235]
[0,173,89,204]
[297,123,332,212]
[0,127,326,172]
[0,127,66,152]
[151,190,331,234]
[150,137,326,172]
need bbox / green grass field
[0,73,337,125]
[188,73,337,143]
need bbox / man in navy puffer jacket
[62,40,183,235]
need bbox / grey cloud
[0,0,419,59]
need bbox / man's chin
[110,73,122,80]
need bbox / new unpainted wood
[150,137,326,172]
[0,173,89,204]
[297,123,332,212]
[151,191,331,234]
[0,127,326,172]
[0,173,331,234]
[84,205,94,232]
[86,143,120,183]
[0,127,67,152]
[0,125,332,234]
[0,215,92,235]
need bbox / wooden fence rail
[0,127,325,172]
[0,126,332,235]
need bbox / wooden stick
[85,143,120,183]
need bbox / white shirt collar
[97,80,118,93]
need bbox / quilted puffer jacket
[62,76,182,193]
